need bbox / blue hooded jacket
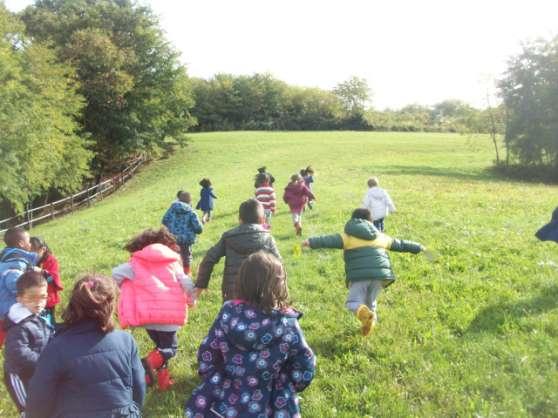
[0,248,39,318]
[162,201,203,246]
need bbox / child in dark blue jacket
[26,274,145,418]
[3,271,53,415]
[162,190,203,274]
[196,178,217,224]
[0,227,40,345]
[185,251,316,417]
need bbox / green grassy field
[1,131,557,417]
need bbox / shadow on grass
[375,164,498,182]
[466,284,558,334]
[143,372,200,417]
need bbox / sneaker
[356,305,375,336]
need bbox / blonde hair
[367,177,379,187]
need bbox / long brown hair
[62,274,118,333]
[234,251,289,313]
[124,227,179,253]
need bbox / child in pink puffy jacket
[112,227,195,391]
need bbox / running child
[185,251,316,417]
[162,190,203,274]
[112,227,196,391]
[254,172,276,229]
[283,173,315,236]
[303,208,424,336]
[196,178,217,224]
[362,176,396,232]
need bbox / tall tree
[21,0,196,173]
[0,5,91,213]
[333,76,371,115]
[498,36,558,172]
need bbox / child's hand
[301,240,310,248]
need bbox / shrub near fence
[0,155,146,234]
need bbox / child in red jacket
[30,237,62,326]
[283,173,315,235]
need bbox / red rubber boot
[142,349,165,386]
[157,366,174,391]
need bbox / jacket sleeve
[26,345,59,418]
[283,319,316,392]
[189,212,204,235]
[389,237,422,254]
[130,337,146,407]
[210,191,217,199]
[195,236,226,289]
[303,185,315,201]
[5,324,40,377]
[162,207,172,229]
[43,255,62,290]
[264,235,282,260]
[308,234,344,250]
[384,190,396,213]
[197,314,224,378]
[362,191,371,211]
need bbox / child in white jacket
[362,177,396,231]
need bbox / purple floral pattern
[185,301,315,417]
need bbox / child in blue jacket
[0,228,40,344]
[196,178,217,224]
[3,271,53,415]
[162,190,203,274]
[185,251,315,417]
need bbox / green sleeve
[389,238,422,254]
[308,234,344,249]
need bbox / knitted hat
[535,207,558,243]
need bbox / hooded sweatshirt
[196,224,281,300]
[283,182,315,213]
[0,248,39,318]
[185,300,315,418]
[362,186,396,220]
[308,218,422,285]
[162,201,203,246]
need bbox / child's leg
[373,218,385,232]
[346,281,375,336]
[179,244,193,274]
[146,330,178,364]
[292,211,302,235]
[366,280,384,322]
[3,372,27,413]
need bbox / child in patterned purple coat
[185,251,316,418]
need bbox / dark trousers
[373,218,385,232]
[179,244,192,273]
[146,329,178,363]
[4,372,27,412]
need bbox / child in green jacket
[302,208,424,336]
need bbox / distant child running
[0,228,39,345]
[283,173,315,236]
[3,271,53,415]
[26,274,145,417]
[195,199,281,302]
[362,176,396,232]
[254,172,276,229]
[255,166,275,187]
[30,237,62,325]
[303,208,424,336]
[185,251,316,417]
[196,178,217,224]
[162,190,203,274]
[301,165,316,209]
[112,227,196,391]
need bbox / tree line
[1,0,556,216]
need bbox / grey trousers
[346,279,384,314]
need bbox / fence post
[50,203,55,219]
[26,203,33,230]
[70,194,74,211]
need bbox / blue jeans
[373,218,385,232]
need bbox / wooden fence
[0,155,145,234]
